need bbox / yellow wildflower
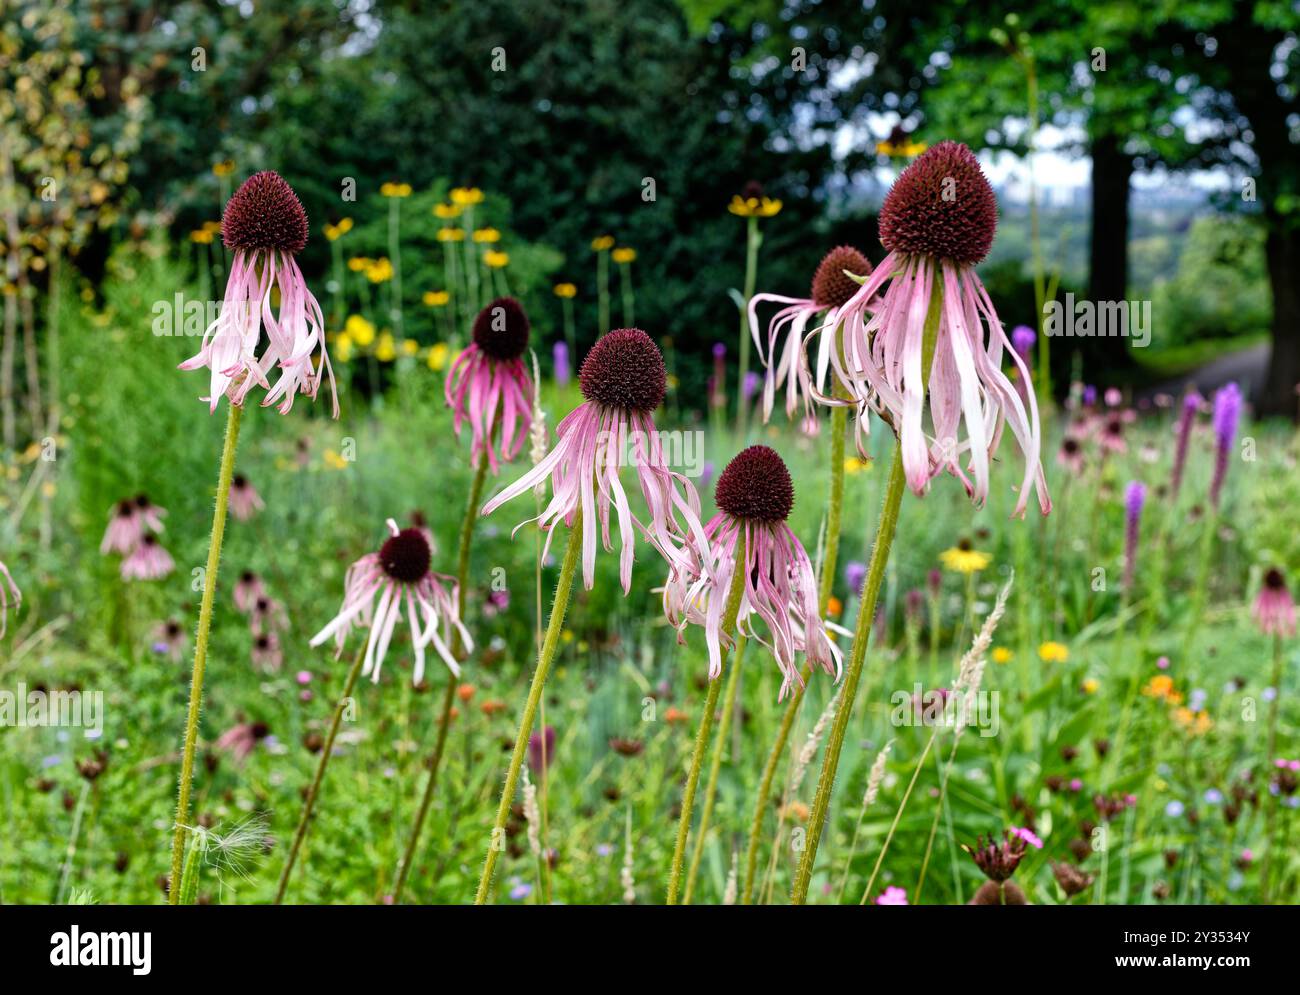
[426,342,450,371]
[1038,641,1069,663]
[323,449,349,470]
[375,333,396,362]
[483,250,509,268]
[436,227,465,243]
[380,182,412,197]
[347,256,372,273]
[1082,678,1100,694]
[212,159,235,177]
[450,187,484,206]
[401,339,419,356]
[590,235,615,251]
[843,456,870,475]
[991,647,1013,664]
[553,282,577,298]
[324,218,352,241]
[189,229,213,244]
[333,333,354,363]
[423,290,450,307]
[344,314,375,347]
[472,227,501,244]
[365,258,393,283]
[612,247,637,264]
[876,138,928,158]
[202,220,222,234]
[1142,675,1177,701]
[939,541,992,574]
[433,203,462,219]
[728,194,783,218]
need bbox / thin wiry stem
[476,512,583,904]
[666,531,748,905]
[168,401,243,903]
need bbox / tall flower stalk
[728,182,781,437]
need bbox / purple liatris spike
[844,560,867,597]
[528,725,556,776]
[1011,325,1036,361]
[1169,391,1200,498]
[1209,382,1241,510]
[553,340,570,387]
[1123,480,1146,590]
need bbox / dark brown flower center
[221,171,309,254]
[811,245,872,309]
[379,528,431,583]
[715,445,794,522]
[472,296,531,361]
[578,328,666,413]
[878,141,997,265]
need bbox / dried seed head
[579,328,666,413]
[378,527,431,583]
[879,141,997,265]
[811,245,872,309]
[221,171,309,254]
[715,445,794,523]
[472,296,531,361]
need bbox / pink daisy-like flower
[1254,568,1296,638]
[309,519,470,685]
[250,594,289,636]
[216,721,269,763]
[481,328,710,593]
[663,446,839,700]
[747,245,874,424]
[444,297,535,473]
[179,171,338,416]
[121,534,174,581]
[100,494,166,555]
[151,618,187,662]
[1057,435,1084,474]
[233,570,266,613]
[828,142,1049,517]
[0,559,20,638]
[251,630,284,672]
[875,885,908,906]
[229,474,265,521]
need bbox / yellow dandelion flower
[843,456,870,475]
[590,235,615,251]
[401,339,419,356]
[333,333,354,363]
[189,229,213,244]
[324,449,349,470]
[365,258,393,283]
[1082,678,1100,694]
[436,227,465,242]
[344,314,375,347]
[347,256,371,273]
[380,182,412,198]
[553,282,577,298]
[375,332,397,362]
[991,647,1013,664]
[426,342,450,371]
[434,203,462,219]
[939,542,992,574]
[483,249,509,268]
[612,247,637,264]
[212,159,235,177]
[202,220,222,234]
[450,187,484,206]
[472,227,501,244]
[324,218,352,241]
[423,290,450,307]
[1038,641,1069,663]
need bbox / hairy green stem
[275,644,366,903]
[666,531,748,904]
[475,512,583,903]
[168,401,242,903]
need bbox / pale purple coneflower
[746,245,874,424]
[481,328,710,593]
[1123,481,1146,591]
[251,630,284,672]
[444,297,535,473]
[100,495,166,555]
[1209,382,1242,510]
[1104,387,1123,408]
[1169,391,1201,498]
[179,171,337,415]
[228,474,265,521]
[309,519,470,685]
[1098,413,1127,454]
[250,595,289,635]
[663,445,839,700]
[233,570,267,613]
[0,559,20,638]
[1254,568,1296,638]
[152,619,187,662]
[216,721,269,763]
[826,142,1049,516]
[1057,435,1084,474]
[121,534,174,581]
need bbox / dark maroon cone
[715,445,794,523]
[878,141,997,265]
[473,297,531,361]
[811,245,873,309]
[379,528,431,583]
[221,171,309,254]
[579,328,667,413]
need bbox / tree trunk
[1088,133,1134,305]
[1259,224,1300,419]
